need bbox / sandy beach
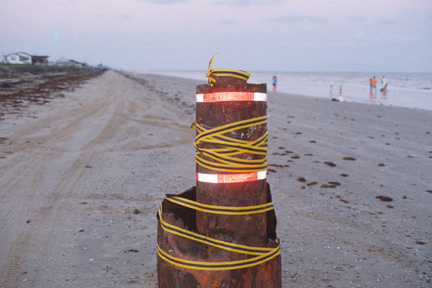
[0,70,431,287]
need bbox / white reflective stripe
[254,92,267,102]
[196,94,204,102]
[257,171,267,180]
[196,92,267,103]
[196,173,218,183]
[196,171,267,184]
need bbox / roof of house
[4,51,33,57]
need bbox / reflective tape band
[196,92,267,103]
[196,171,267,184]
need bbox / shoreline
[137,70,432,112]
[0,71,431,287]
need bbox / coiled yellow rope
[194,115,268,173]
[157,204,280,271]
[206,54,250,86]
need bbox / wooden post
[195,77,267,247]
[157,73,281,288]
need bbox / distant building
[55,57,86,67]
[3,51,32,64]
[3,51,49,65]
[32,55,49,65]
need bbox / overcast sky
[1,0,431,72]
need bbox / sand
[0,70,430,287]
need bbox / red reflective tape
[196,92,266,103]
[196,171,267,184]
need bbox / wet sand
[0,70,430,287]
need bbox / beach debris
[321,181,341,189]
[339,198,349,204]
[0,67,103,122]
[268,164,289,168]
[297,177,307,183]
[132,209,141,215]
[324,161,336,167]
[343,157,356,161]
[376,195,393,202]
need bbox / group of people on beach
[370,75,387,95]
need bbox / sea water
[142,70,432,111]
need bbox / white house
[3,52,33,64]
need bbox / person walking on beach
[370,76,377,95]
[380,75,387,94]
[272,76,277,92]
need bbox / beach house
[3,52,32,64]
[3,51,49,65]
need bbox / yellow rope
[194,116,268,173]
[206,54,250,86]
[165,195,274,215]
[157,205,280,270]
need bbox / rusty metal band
[165,195,274,215]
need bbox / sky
[1,0,432,72]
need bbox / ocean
[140,70,432,111]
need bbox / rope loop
[206,54,250,86]
[194,116,268,173]
[157,204,280,271]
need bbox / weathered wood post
[157,55,281,287]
